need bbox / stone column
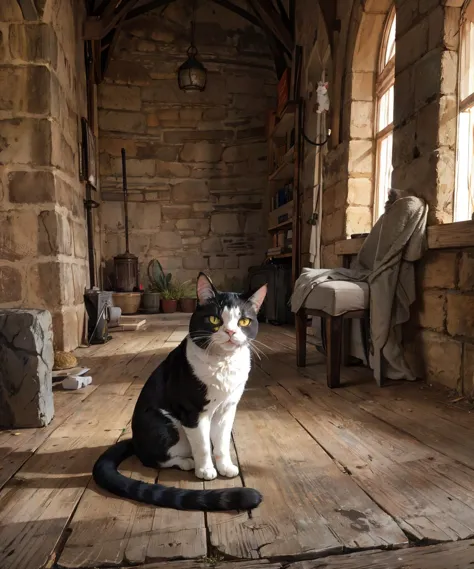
[0,1,91,351]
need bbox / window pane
[384,15,396,66]
[460,20,474,102]
[378,85,394,132]
[376,133,393,220]
[454,107,474,222]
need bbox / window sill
[335,220,474,256]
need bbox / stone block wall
[295,0,474,394]
[99,0,276,291]
[391,0,459,224]
[405,249,474,395]
[0,0,91,351]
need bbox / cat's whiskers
[248,340,266,360]
[249,338,274,353]
[247,343,262,360]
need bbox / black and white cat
[93,273,267,512]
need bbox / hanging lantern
[178,46,207,92]
[177,1,207,92]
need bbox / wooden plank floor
[1,316,474,569]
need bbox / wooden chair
[295,280,374,388]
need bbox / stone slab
[0,309,54,428]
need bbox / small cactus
[147,259,172,293]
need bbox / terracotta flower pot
[179,298,197,313]
[161,299,178,313]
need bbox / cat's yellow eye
[209,316,221,326]
[239,318,251,327]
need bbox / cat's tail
[92,439,262,512]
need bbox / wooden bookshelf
[268,200,293,229]
[268,219,293,232]
[269,146,294,181]
[268,252,293,259]
[266,93,297,264]
[271,101,297,139]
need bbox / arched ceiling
[14,0,342,83]
[82,0,295,81]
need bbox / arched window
[374,9,396,220]
[454,8,474,221]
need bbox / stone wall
[391,0,458,224]
[0,0,92,351]
[296,0,366,268]
[391,1,474,394]
[404,249,474,394]
[296,0,474,395]
[99,0,275,291]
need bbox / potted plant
[179,281,197,313]
[142,259,171,313]
[160,283,181,314]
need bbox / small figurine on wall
[316,81,330,113]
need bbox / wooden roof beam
[84,0,140,40]
[317,0,339,52]
[210,0,262,28]
[125,0,176,21]
[250,0,293,54]
[273,0,291,35]
[16,0,38,20]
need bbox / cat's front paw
[216,461,239,478]
[195,465,218,480]
[177,457,195,471]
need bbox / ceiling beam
[17,0,38,20]
[250,0,293,54]
[84,0,140,40]
[92,0,111,16]
[273,0,291,34]
[210,0,262,28]
[317,0,338,52]
[125,0,176,20]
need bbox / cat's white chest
[186,337,250,395]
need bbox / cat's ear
[197,272,217,304]
[247,284,267,313]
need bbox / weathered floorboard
[207,388,406,559]
[291,538,474,568]
[4,323,474,568]
[0,392,136,569]
[0,387,96,491]
[270,380,474,542]
[58,329,207,568]
[122,535,474,569]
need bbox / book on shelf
[267,247,282,255]
[277,69,290,117]
[272,182,293,210]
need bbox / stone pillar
[0,309,54,428]
[0,1,91,351]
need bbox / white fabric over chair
[304,281,369,316]
[292,196,429,383]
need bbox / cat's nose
[224,328,235,337]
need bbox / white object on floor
[108,306,122,328]
[52,367,90,379]
[62,375,93,390]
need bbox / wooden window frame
[374,8,396,222]
[454,9,474,222]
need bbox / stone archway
[343,0,394,234]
